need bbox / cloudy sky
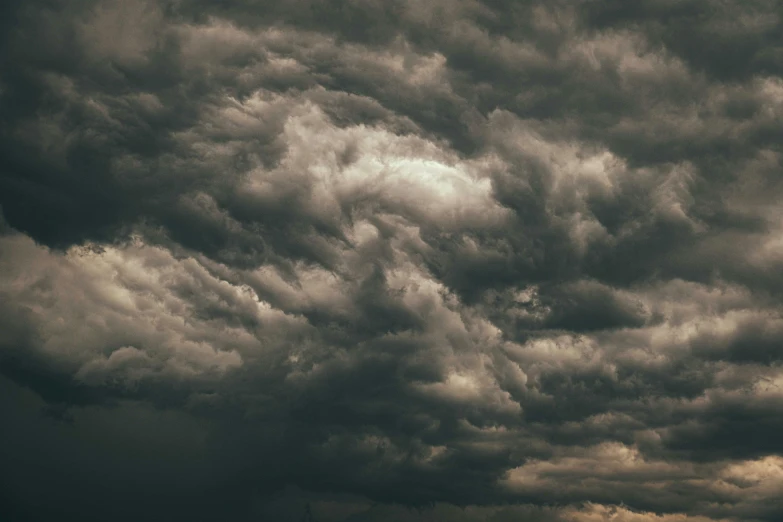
[2,0,783,520]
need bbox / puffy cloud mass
[1,1,783,521]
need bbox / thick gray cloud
[1,1,783,521]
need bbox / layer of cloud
[2,1,783,521]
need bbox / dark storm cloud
[2,1,783,521]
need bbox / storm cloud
[1,1,783,521]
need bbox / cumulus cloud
[2,0,783,521]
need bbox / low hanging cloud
[2,0,783,521]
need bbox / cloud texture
[1,1,783,520]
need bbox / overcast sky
[1,1,783,521]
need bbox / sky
[1,1,783,521]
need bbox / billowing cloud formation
[1,1,783,521]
